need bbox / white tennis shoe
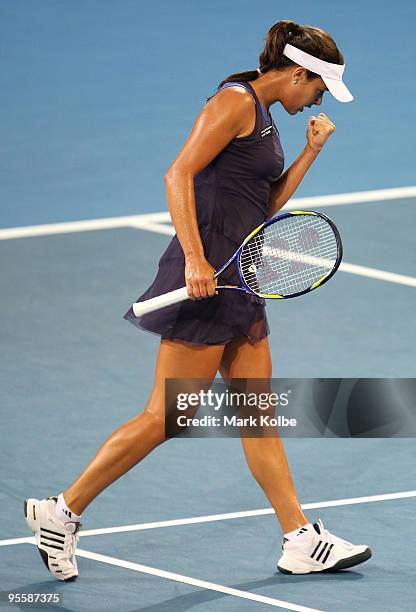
[24,496,82,581]
[277,519,372,574]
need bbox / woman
[25,20,372,578]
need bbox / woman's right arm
[164,87,254,300]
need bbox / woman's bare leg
[63,339,225,515]
[219,336,308,534]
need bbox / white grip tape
[132,286,190,317]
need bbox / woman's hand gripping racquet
[132,210,343,316]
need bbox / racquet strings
[239,215,339,296]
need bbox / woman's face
[282,71,328,115]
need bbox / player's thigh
[219,336,272,380]
[145,339,225,420]
[220,337,275,439]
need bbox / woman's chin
[285,105,300,115]
[282,103,302,115]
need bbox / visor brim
[323,76,354,102]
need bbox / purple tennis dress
[123,81,285,345]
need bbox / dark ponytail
[217,19,344,88]
[217,68,260,89]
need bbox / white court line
[129,219,178,236]
[118,220,416,289]
[339,262,416,287]
[3,489,415,547]
[0,212,171,241]
[64,548,327,612]
[284,185,416,208]
[64,488,416,538]
[1,185,415,241]
[3,207,413,288]
[137,224,416,289]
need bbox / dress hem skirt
[123,278,270,345]
[122,229,270,346]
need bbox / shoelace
[317,520,355,549]
[54,528,80,569]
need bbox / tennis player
[25,20,372,578]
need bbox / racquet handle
[132,286,189,316]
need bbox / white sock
[284,523,314,540]
[55,493,82,525]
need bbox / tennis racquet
[132,210,343,317]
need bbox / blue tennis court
[1,1,415,611]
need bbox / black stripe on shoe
[311,541,322,559]
[316,542,329,562]
[40,535,66,545]
[322,543,334,563]
[40,527,65,539]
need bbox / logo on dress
[261,125,273,138]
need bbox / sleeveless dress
[123,81,285,345]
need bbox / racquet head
[237,210,343,299]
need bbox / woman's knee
[142,383,202,440]
[142,386,166,424]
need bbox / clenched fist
[306,113,336,152]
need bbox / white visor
[283,43,353,102]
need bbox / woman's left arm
[267,112,336,219]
